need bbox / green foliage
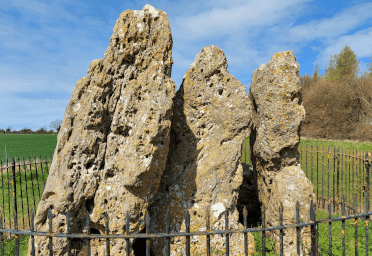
[325,44,360,82]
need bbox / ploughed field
[0,134,372,255]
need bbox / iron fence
[0,196,371,255]
[0,156,52,236]
[241,140,372,216]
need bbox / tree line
[0,120,62,135]
[300,44,372,142]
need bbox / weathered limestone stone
[148,45,256,255]
[28,4,176,255]
[248,50,315,255]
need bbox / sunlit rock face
[28,4,176,255]
[148,45,256,256]
[248,50,315,255]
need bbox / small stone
[28,4,176,256]
[148,45,255,255]
[248,50,314,255]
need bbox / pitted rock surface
[148,45,255,255]
[248,50,315,255]
[28,4,176,256]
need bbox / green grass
[1,235,29,255]
[0,134,57,164]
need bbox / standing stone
[28,4,176,255]
[148,45,256,255]
[248,51,315,255]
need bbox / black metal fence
[241,140,372,215]
[0,196,372,255]
[0,156,52,236]
[298,145,371,215]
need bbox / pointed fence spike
[243,205,248,230]
[185,210,190,225]
[145,212,150,233]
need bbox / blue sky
[1,0,372,132]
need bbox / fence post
[365,152,370,220]
[11,157,18,226]
[337,148,340,211]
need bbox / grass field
[0,134,57,164]
[1,134,372,255]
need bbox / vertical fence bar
[333,146,336,212]
[185,211,190,256]
[16,157,25,230]
[306,145,308,177]
[353,150,356,213]
[243,206,248,256]
[262,205,266,256]
[32,156,41,200]
[296,201,300,255]
[322,147,325,209]
[11,158,17,237]
[328,146,330,210]
[337,148,340,211]
[22,157,31,227]
[30,209,35,256]
[328,203,332,256]
[146,213,150,256]
[365,152,370,220]
[225,210,229,256]
[310,200,316,256]
[342,196,345,256]
[48,208,53,256]
[311,145,313,186]
[6,158,11,231]
[349,150,351,215]
[105,212,110,256]
[35,156,45,187]
[13,209,19,256]
[1,162,4,230]
[206,211,210,256]
[66,211,71,256]
[279,203,283,256]
[125,212,130,256]
[166,210,171,256]
[44,155,50,174]
[0,208,4,256]
[365,192,369,256]
[354,197,358,256]
[317,145,319,207]
[86,213,91,256]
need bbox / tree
[36,126,48,134]
[325,44,360,81]
[50,120,62,133]
[367,55,372,78]
[313,63,321,82]
[5,126,12,134]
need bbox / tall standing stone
[148,45,256,255]
[28,4,176,255]
[248,51,315,255]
